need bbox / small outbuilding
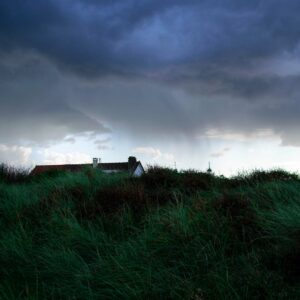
[31,156,145,177]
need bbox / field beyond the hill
[0,166,299,299]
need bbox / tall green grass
[0,167,299,299]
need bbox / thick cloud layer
[0,53,110,145]
[1,0,300,74]
[1,0,300,147]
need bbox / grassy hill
[0,165,299,299]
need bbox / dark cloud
[1,0,300,147]
[0,54,110,145]
[1,0,300,77]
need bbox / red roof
[31,162,141,176]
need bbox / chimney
[93,158,98,169]
[128,156,137,169]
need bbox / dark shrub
[282,243,300,283]
[69,185,87,203]
[266,230,300,284]
[181,169,215,191]
[31,169,67,181]
[78,183,147,218]
[214,192,258,244]
[214,192,250,217]
[231,169,299,187]
[247,169,298,183]
[142,166,178,189]
[146,187,175,206]
[0,163,30,184]
[16,187,68,228]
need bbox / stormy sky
[1,0,300,174]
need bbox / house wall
[102,170,123,174]
[100,163,144,177]
[133,164,144,177]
